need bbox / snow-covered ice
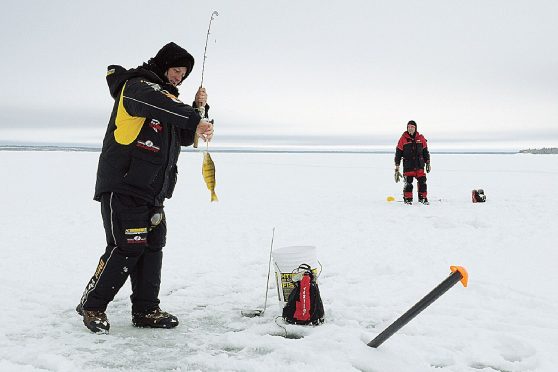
[1,150,557,371]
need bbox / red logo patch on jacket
[136,140,160,152]
[127,235,147,245]
[149,119,163,133]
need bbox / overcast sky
[1,0,557,146]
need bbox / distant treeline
[519,148,558,154]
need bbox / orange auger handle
[450,265,468,287]
[368,265,469,348]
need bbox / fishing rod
[194,10,218,149]
[241,228,276,318]
[200,10,219,88]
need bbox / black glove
[426,163,431,173]
[394,168,403,183]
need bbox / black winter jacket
[394,131,430,173]
[94,65,203,205]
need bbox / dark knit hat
[407,120,417,129]
[148,42,195,84]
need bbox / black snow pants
[403,169,428,201]
[79,192,167,314]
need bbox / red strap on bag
[294,275,311,321]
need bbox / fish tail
[211,190,218,202]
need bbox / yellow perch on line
[202,151,218,202]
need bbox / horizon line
[0,144,522,155]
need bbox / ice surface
[0,151,557,371]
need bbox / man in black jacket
[77,42,214,333]
[394,120,431,204]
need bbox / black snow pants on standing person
[79,192,166,314]
[403,170,427,201]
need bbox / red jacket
[394,131,430,172]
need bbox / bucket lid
[272,245,318,272]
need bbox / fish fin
[211,191,219,202]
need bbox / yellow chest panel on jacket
[114,82,145,145]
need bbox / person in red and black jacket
[77,42,214,334]
[394,120,431,204]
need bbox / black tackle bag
[282,264,325,325]
[472,189,486,203]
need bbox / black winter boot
[132,307,179,328]
[419,197,430,205]
[76,304,110,334]
[403,197,413,205]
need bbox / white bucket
[272,246,319,309]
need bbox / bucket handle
[295,261,324,280]
[273,261,323,281]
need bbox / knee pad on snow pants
[80,193,166,311]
